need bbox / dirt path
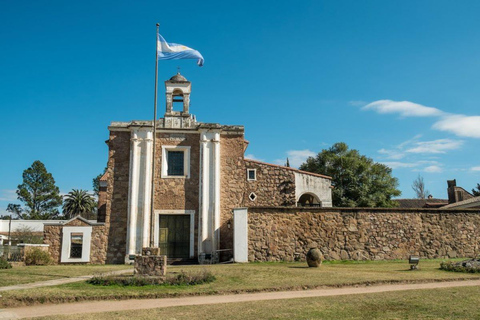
[2,279,480,319]
[0,269,132,293]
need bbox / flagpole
[150,23,159,247]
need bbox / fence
[0,245,23,262]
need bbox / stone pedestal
[134,247,167,276]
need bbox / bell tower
[163,72,196,128]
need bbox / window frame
[161,146,191,179]
[247,168,257,181]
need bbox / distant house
[396,197,448,209]
[395,179,479,209]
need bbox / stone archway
[297,193,322,207]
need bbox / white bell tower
[163,72,196,128]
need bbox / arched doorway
[297,193,322,207]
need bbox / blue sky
[1,0,480,214]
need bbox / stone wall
[247,207,480,262]
[219,134,247,255]
[44,218,108,264]
[244,160,296,207]
[105,130,131,264]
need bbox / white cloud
[286,149,316,168]
[349,100,367,107]
[0,189,17,202]
[406,139,464,154]
[378,148,405,160]
[381,161,419,169]
[362,100,444,117]
[471,166,480,172]
[274,149,316,168]
[433,114,480,138]
[244,154,264,162]
[423,165,443,173]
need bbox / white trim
[60,226,92,263]
[247,168,257,181]
[154,210,195,259]
[161,145,191,179]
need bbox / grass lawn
[1,259,479,307]
[0,264,132,287]
[36,286,480,320]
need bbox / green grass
[0,264,132,287]
[35,286,480,320]
[1,259,479,307]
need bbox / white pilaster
[141,131,153,248]
[198,130,221,257]
[126,133,140,261]
[125,128,154,263]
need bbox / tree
[62,189,97,219]
[6,204,23,219]
[13,225,43,244]
[412,175,429,199]
[92,167,107,196]
[299,142,401,207]
[472,183,480,197]
[8,161,63,220]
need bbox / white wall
[0,220,60,233]
[233,208,248,263]
[294,172,332,207]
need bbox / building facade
[93,73,331,264]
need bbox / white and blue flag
[157,34,204,67]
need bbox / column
[126,132,140,262]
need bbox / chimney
[447,179,457,204]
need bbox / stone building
[90,73,332,264]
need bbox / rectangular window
[247,169,256,181]
[70,233,83,259]
[167,151,185,176]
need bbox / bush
[24,248,53,266]
[440,260,480,273]
[0,256,12,269]
[87,269,216,287]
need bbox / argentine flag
[157,34,204,67]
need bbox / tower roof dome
[168,72,188,82]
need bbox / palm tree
[62,189,97,220]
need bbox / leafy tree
[62,189,97,219]
[472,183,480,197]
[92,167,107,196]
[412,175,429,199]
[6,204,23,219]
[299,142,401,207]
[8,161,63,220]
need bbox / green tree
[92,167,107,196]
[62,189,97,219]
[6,204,23,219]
[472,183,480,197]
[8,161,63,220]
[299,142,401,207]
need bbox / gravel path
[2,279,479,319]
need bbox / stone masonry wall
[154,132,200,256]
[105,131,131,264]
[248,207,480,262]
[219,134,246,255]
[244,160,296,207]
[44,219,107,264]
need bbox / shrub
[24,248,53,266]
[0,256,12,269]
[87,269,216,286]
[440,260,480,273]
